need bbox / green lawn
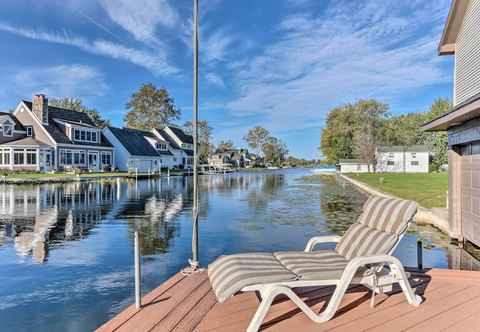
[348,172,448,208]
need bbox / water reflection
[0,179,188,263]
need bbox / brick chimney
[32,94,48,125]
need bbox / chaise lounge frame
[241,232,423,332]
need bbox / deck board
[96,268,480,332]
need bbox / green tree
[124,83,180,130]
[244,126,270,157]
[262,137,288,165]
[183,120,213,163]
[49,97,110,127]
[217,140,235,152]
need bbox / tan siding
[455,0,480,105]
[461,155,480,246]
[14,105,55,146]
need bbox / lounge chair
[208,196,423,332]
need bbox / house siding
[13,104,56,146]
[454,0,480,105]
[377,151,429,173]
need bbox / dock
[96,268,480,332]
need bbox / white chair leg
[390,263,422,306]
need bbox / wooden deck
[97,268,480,332]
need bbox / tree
[354,99,390,172]
[244,126,270,156]
[262,137,288,165]
[183,120,213,163]
[124,83,181,130]
[217,140,235,152]
[49,97,110,127]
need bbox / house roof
[0,137,50,147]
[22,100,112,147]
[438,0,470,55]
[166,125,193,144]
[107,127,161,157]
[377,145,430,153]
[0,112,25,131]
[156,128,182,149]
[422,92,480,131]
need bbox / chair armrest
[304,235,342,252]
[342,255,406,281]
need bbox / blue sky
[0,0,453,159]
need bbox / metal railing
[134,231,141,308]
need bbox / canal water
[0,169,478,331]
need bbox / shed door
[461,153,480,246]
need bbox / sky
[0,0,454,159]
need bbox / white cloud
[0,22,178,75]
[99,0,178,46]
[205,72,225,87]
[11,64,108,99]
[203,29,234,64]
[226,0,451,132]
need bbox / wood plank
[96,272,186,332]
[171,291,218,332]
[116,271,208,332]
[442,311,480,332]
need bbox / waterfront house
[103,127,163,172]
[422,0,480,245]
[338,145,429,173]
[209,148,253,168]
[151,125,194,169]
[0,94,114,172]
[376,145,430,173]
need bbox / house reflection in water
[0,178,186,263]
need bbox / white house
[152,125,194,169]
[103,127,162,172]
[338,145,430,173]
[376,146,430,173]
[338,159,372,173]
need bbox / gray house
[1,94,114,172]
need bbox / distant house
[0,94,114,172]
[338,145,429,173]
[338,159,371,173]
[103,127,163,172]
[152,125,194,169]
[421,0,480,245]
[208,148,252,168]
[376,146,430,173]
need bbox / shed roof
[107,127,161,157]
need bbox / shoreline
[339,173,456,238]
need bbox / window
[156,143,167,150]
[411,161,419,166]
[14,149,24,165]
[411,152,417,159]
[101,152,112,166]
[26,127,33,137]
[73,128,99,143]
[387,160,395,166]
[472,142,480,155]
[0,149,9,165]
[26,149,37,165]
[45,152,51,166]
[60,149,73,165]
[3,124,12,137]
[388,152,394,158]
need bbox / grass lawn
[348,172,448,208]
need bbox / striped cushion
[357,196,418,235]
[208,253,297,303]
[335,223,398,259]
[274,250,349,280]
[335,196,417,259]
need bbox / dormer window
[26,126,33,137]
[156,143,167,150]
[2,122,12,137]
[73,127,99,143]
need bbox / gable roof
[0,112,25,131]
[166,125,193,144]
[22,100,112,147]
[107,127,161,157]
[438,0,470,55]
[155,128,182,149]
[0,137,50,147]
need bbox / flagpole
[189,0,200,271]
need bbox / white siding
[376,151,429,173]
[455,0,480,105]
[339,163,370,173]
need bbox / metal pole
[134,231,141,308]
[190,0,200,270]
[417,240,423,271]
